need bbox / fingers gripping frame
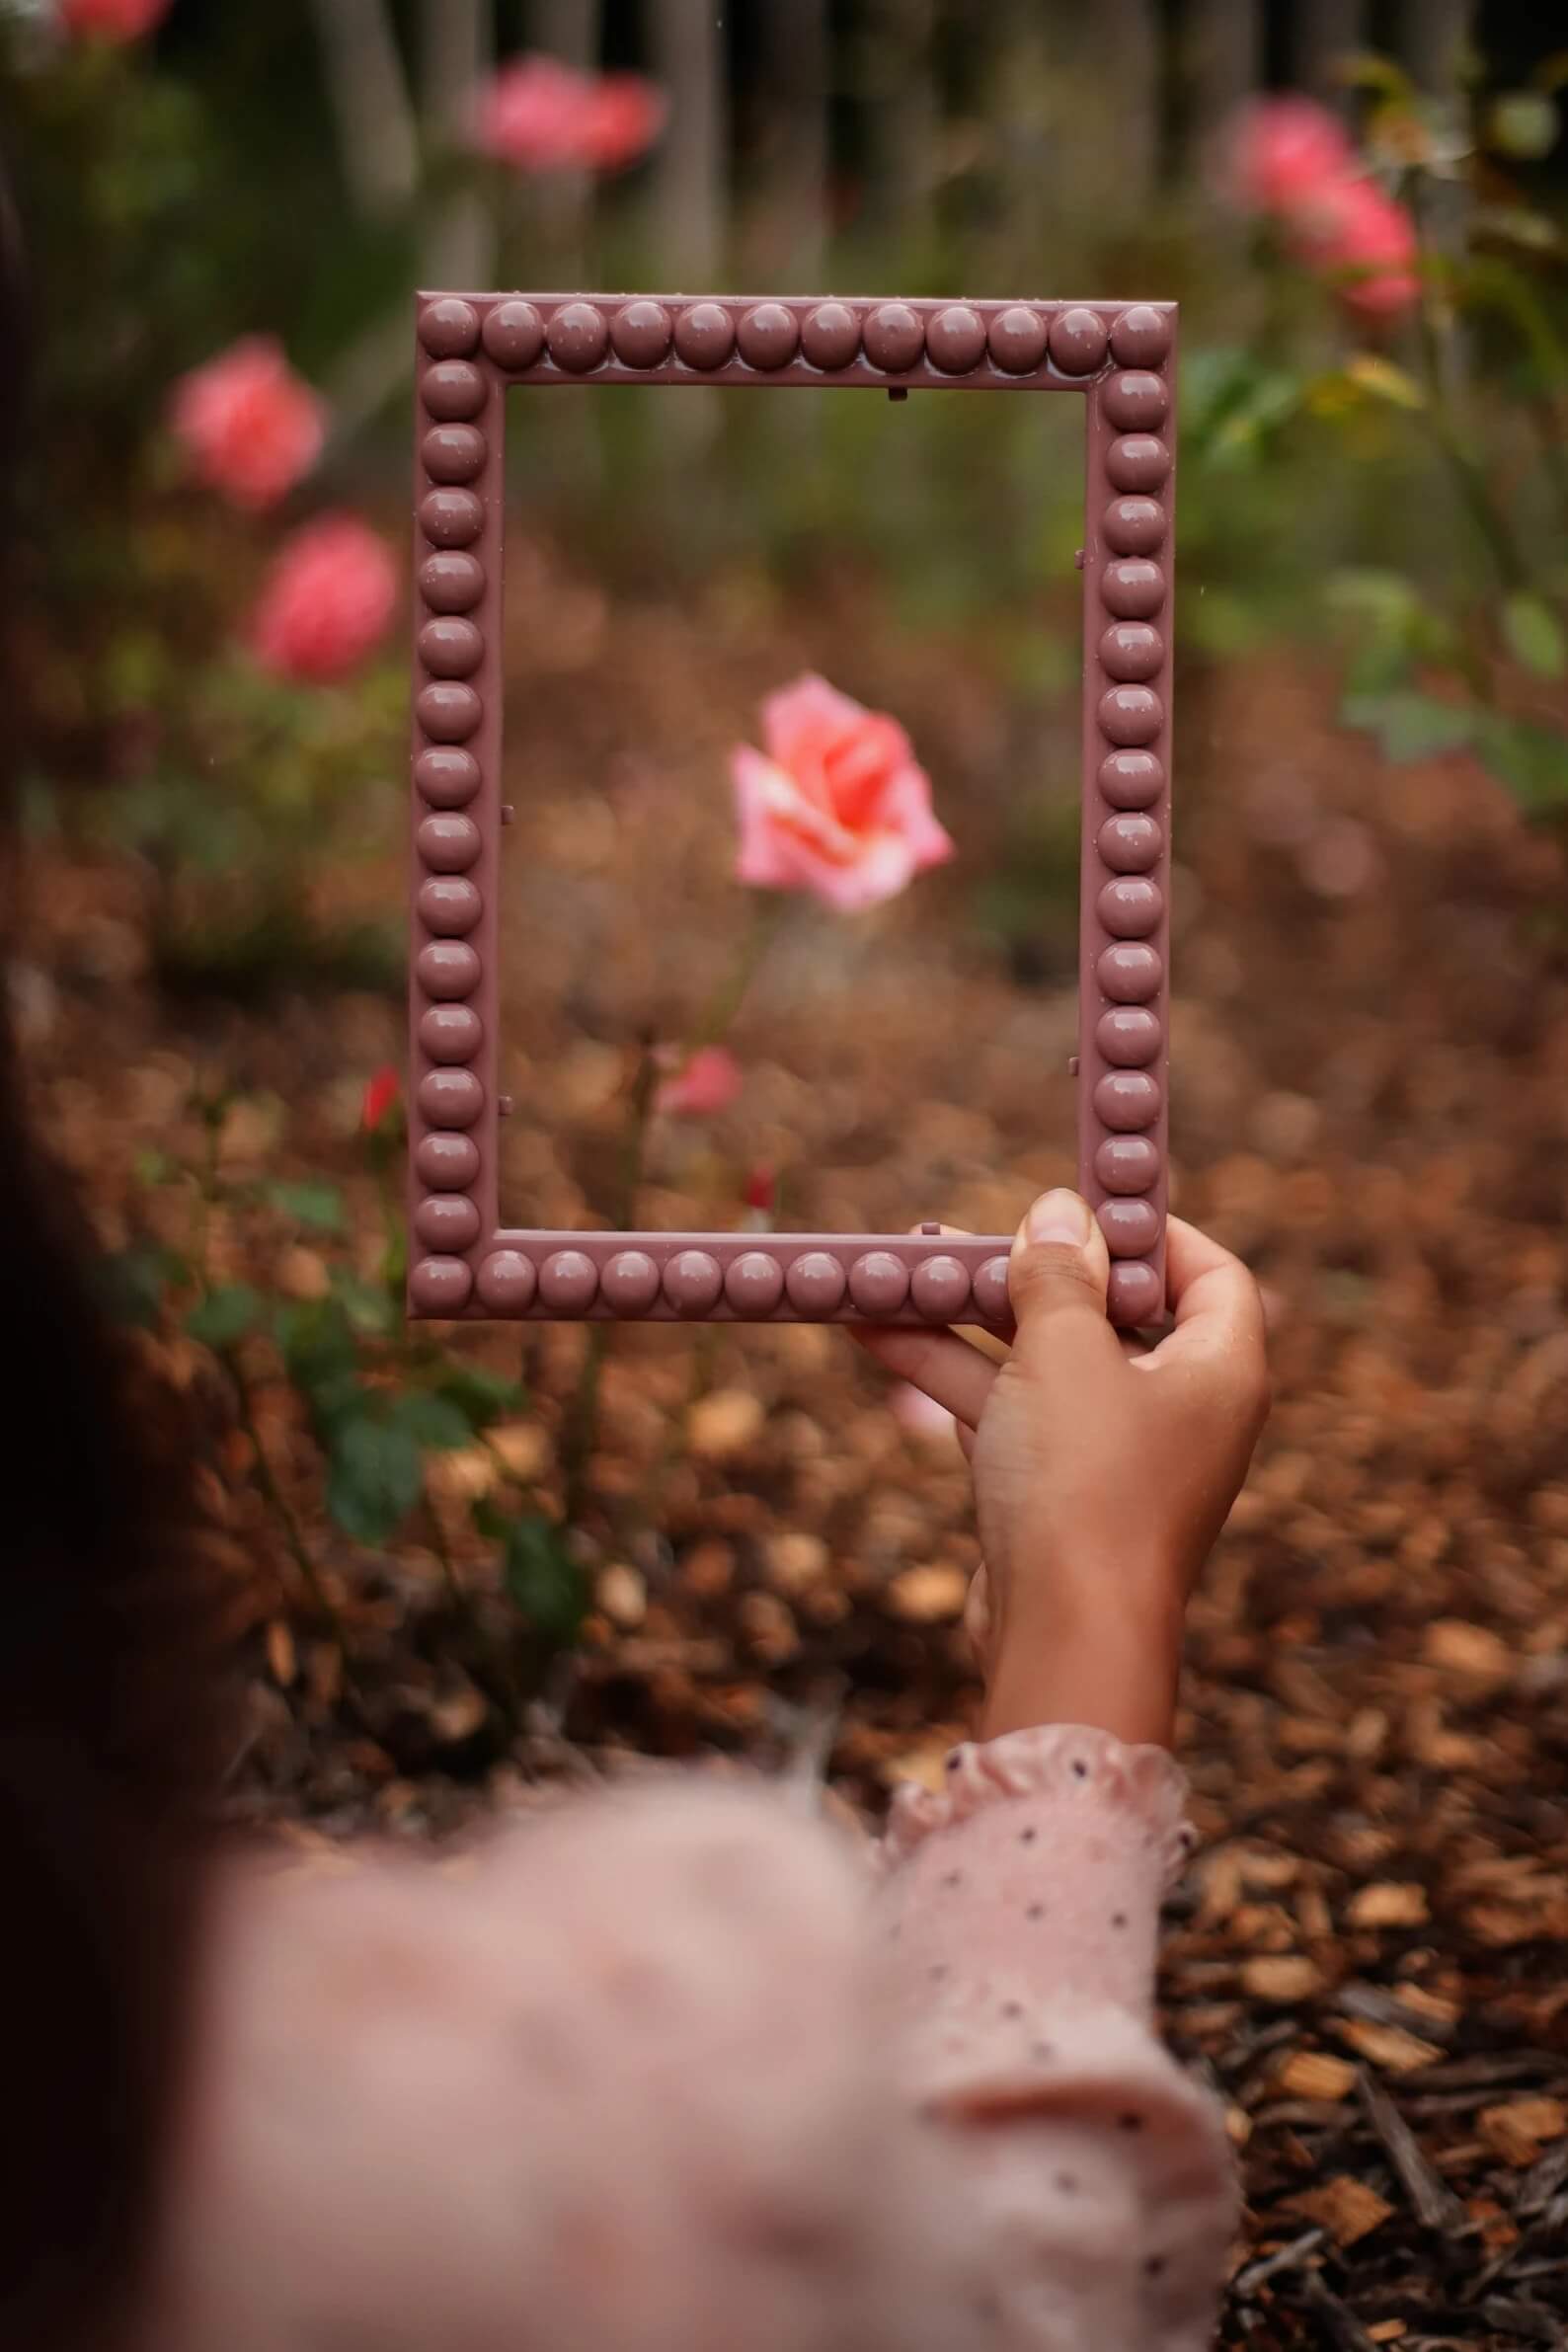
[408,292,1176,1331]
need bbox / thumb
[1007,1188,1114,1370]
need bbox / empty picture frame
[408,290,1175,1331]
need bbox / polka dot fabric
[145,1733,1233,2351]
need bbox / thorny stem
[228,1355,350,1651]
[188,1089,348,1655]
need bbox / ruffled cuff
[880,1724,1196,1892]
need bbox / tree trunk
[1397,0,1472,91]
[861,0,935,249]
[308,0,419,219]
[751,0,828,284]
[530,0,605,261]
[419,0,492,290]
[645,0,727,281]
[1181,0,1262,171]
[1290,0,1364,106]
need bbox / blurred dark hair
[0,154,217,2352]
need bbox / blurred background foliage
[2,0,1566,998]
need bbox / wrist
[981,1566,1186,1748]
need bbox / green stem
[1407,176,1530,601]
[689,896,786,1053]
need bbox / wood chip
[1292,2174,1395,2247]
[1243,1954,1327,2002]
[685,1386,765,1460]
[486,1420,553,1481]
[1421,1618,1513,1679]
[1347,1882,1430,1929]
[595,1564,647,1628]
[1477,2096,1568,2167]
[1334,2018,1446,2075]
[763,1532,828,1595]
[1276,2049,1360,2102]
[884,1563,970,1622]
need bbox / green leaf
[326,1414,424,1546]
[1341,690,1478,763]
[502,1515,587,1647]
[1502,592,1567,680]
[1486,91,1560,161]
[263,1179,347,1233]
[435,1364,526,1430]
[274,1301,365,1431]
[329,1264,398,1337]
[100,1242,188,1328]
[132,1148,180,1188]
[1342,355,1426,411]
[388,1391,473,1451]
[1474,716,1568,813]
[185,1285,262,1351]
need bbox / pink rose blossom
[59,0,171,38]
[654,1044,743,1120]
[474,54,666,175]
[1229,98,1352,212]
[577,75,668,171]
[1225,98,1418,320]
[170,338,326,512]
[1290,175,1420,316]
[247,515,397,684]
[732,675,954,913]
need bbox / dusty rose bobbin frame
[409,290,1176,1331]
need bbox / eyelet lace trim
[882,1725,1196,1888]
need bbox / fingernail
[1026,1189,1091,1248]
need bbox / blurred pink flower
[1229,98,1351,211]
[1292,176,1420,316]
[655,1044,743,1119]
[579,73,669,170]
[1226,98,1418,320]
[59,0,171,38]
[732,675,954,913]
[247,514,397,684]
[170,338,326,511]
[474,53,666,174]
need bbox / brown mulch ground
[21,551,1568,2347]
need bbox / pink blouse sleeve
[876,1724,1237,2349]
[149,1734,1233,2352]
